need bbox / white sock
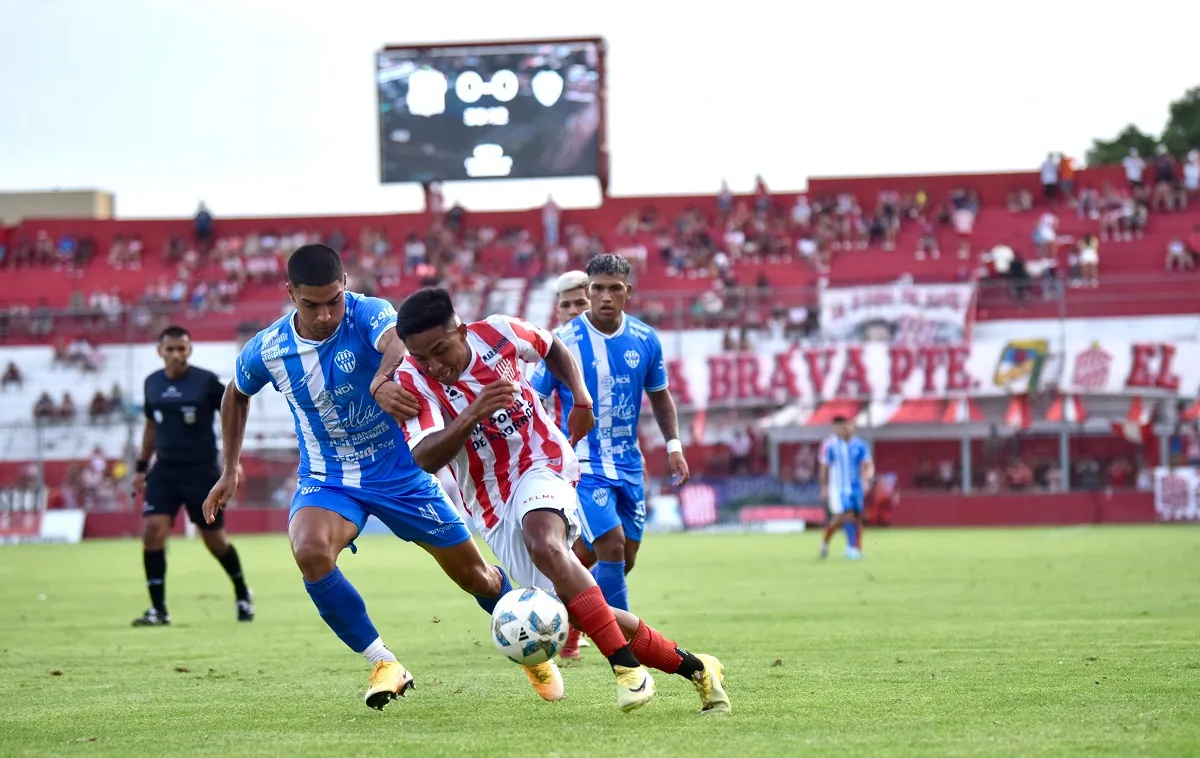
[362,637,397,665]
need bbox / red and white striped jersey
[394,314,579,531]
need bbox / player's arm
[644,334,689,485]
[203,344,268,522]
[371,328,422,422]
[542,336,594,445]
[132,416,155,494]
[407,381,517,473]
[860,449,875,485]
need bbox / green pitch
[1,527,1197,757]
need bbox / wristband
[135,460,149,474]
[370,375,387,398]
[666,439,683,455]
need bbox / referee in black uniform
[131,325,254,626]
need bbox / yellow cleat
[614,665,655,713]
[523,660,565,701]
[690,654,731,715]
[364,660,414,711]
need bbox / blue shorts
[828,489,864,516]
[575,474,646,546]
[289,471,471,550]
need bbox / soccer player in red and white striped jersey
[392,288,730,715]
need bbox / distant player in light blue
[530,254,690,627]
[201,244,517,711]
[819,415,873,560]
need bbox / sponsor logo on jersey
[370,307,397,330]
[479,337,511,363]
[334,350,357,373]
[162,386,182,398]
[333,383,354,397]
[300,486,321,495]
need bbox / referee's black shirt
[143,367,225,466]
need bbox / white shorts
[484,467,581,590]
[1079,249,1099,266]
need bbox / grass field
[1,527,1198,757]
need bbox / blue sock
[475,565,511,615]
[591,560,629,611]
[304,568,379,654]
[844,521,857,548]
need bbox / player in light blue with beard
[530,254,691,627]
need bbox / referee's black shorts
[143,462,223,531]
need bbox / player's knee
[455,563,501,597]
[623,545,639,574]
[524,533,571,575]
[201,530,229,556]
[142,520,169,549]
[291,536,338,581]
[591,529,625,562]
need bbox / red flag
[1004,395,1031,430]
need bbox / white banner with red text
[659,339,1200,409]
[818,282,976,344]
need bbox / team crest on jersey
[591,488,608,506]
[624,350,640,369]
[182,406,197,424]
[334,350,357,374]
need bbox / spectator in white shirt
[1033,212,1059,258]
[1165,236,1194,271]
[1182,149,1199,209]
[791,196,812,229]
[1077,235,1099,286]
[953,206,975,260]
[1123,148,1146,192]
[1040,153,1059,203]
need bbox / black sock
[217,544,250,600]
[143,549,166,614]
[675,647,705,681]
[606,645,641,670]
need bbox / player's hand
[566,404,595,446]
[469,381,519,423]
[131,472,146,495]
[374,378,423,423]
[202,470,240,524]
[668,451,691,487]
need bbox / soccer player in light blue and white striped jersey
[819,415,874,560]
[530,254,690,622]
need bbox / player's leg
[846,498,864,559]
[609,607,731,715]
[520,507,655,712]
[134,467,177,626]
[577,476,630,611]
[184,471,253,620]
[288,489,411,710]
[560,537,596,659]
[373,472,507,610]
[134,513,173,625]
[821,489,846,558]
[614,479,647,577]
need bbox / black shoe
[236,591,255,622]
[132,608,170,626]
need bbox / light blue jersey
[234,291,424,490]
[530,313,667,484]
[822,435,872,514]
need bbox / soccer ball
[490,587,569,665]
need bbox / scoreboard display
[376,38,606,184]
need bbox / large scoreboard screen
[376,38,606,184]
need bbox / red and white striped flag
[1112,397,1154,445]
[942,397,985,424]
[1004,395,1031,430]
[1181,399,1200,422]
[1046,393,1087,424]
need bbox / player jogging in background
[201,244,523,711]
[819,415,874,560]
[131,325,253,626]
[542,270,592,657]
[393,288,729,715]
[530,254,689,656]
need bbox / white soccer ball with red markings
[491,587,569,665]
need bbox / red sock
[566,585,627,658]
[630,620,683,674]
[562,625,582,654]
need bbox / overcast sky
[2,0,1198,218]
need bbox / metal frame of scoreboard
[376,36,609,191]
